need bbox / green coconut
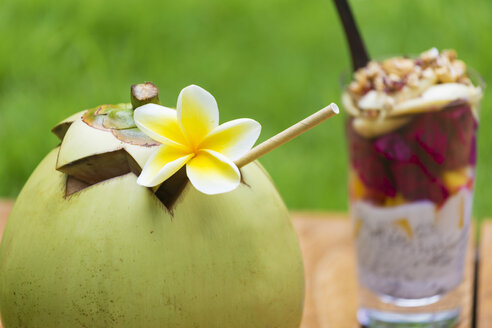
[0,84,304,327]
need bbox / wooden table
[0,201,491,327]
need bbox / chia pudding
[343,48,482,299]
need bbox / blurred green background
[0,0,491,218]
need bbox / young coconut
[0,83,338,327]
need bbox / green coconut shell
[0,147,304,327]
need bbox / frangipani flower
[134,85,261,195]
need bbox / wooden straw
[235,103,339,168]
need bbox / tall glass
[343,54,483,327]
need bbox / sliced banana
[352,116,411,138]
[341,92,360,116]
[358,90,394,111]
[390,83,482,116]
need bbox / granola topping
[343,48,482,137]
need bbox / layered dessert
[344,48,483,299]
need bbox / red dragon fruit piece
[372,130,446,194]
[404,104,477,171]
[346,120,397,197]
[469,134,477,166]
[391,161,449,204]
[373,132,414,162]
[408,111,448,165]
[364,188,388,206]
[444,105,476,143]
[358,153,397,197]
[442,105,477,169]
[346,119,372,170]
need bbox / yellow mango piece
[353,219,363,238]
[349,170,367,201]
[385,193,407,207]
[442,168,470,194]
[458,196,465,229]
[394,218,413,240]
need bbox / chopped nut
[407,73,419,88]
[374,75,385,91]
[443,49,457,61]
[382,57,414,76]
[436,71,448,83]
[348,81,364,94]
[458,76,472,85]
[366,62,382,77]
[421,47,439,63]
[388,73,401,82]
[436,66,457,83]
[422,67,436,80]
[346,47,473,115]
[354,69,368,85]
[452,60,466,77]
[441,55,454,69]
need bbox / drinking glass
[344,68,484,327]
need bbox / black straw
[333,0,370,71]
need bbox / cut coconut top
[51,82,339,210]
[51,84,175,207]
[51,110,86,140]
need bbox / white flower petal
[199,118,261,161]
[177,85,219,147]
[137,144,193,187]
[186,149,240,195]
[134,103,189,149]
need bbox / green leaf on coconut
[82,103,155,146]
[82,107,107,130]
[83,103,134,131]
[112,128,159,147]
[94,104,124,115]
[102,106,136,130]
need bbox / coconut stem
[235,103,339,168]
[131,82,160,109]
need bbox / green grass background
[0,0,490,218]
